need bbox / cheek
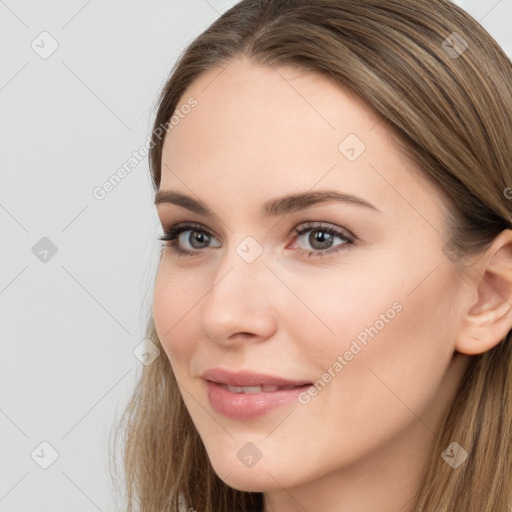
[152,263,201,364]
[313,251,449,354]
[295,255,454,402]
[318,263,454,421]
[282,259,405,361]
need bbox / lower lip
[205,380,312,420]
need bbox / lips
[201,368,313,420]
[222,383,303,394]
[201,368,312,388]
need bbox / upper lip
[201,368,312,387]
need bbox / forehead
[160,56,447,227]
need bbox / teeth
[261,384,280,392]
[226,385,244,393]
[223,384,297,394]
[239,386,261,394]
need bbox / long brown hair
[111,1,512,510]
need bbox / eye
[158,222,221,257]
[158,221,355,258]
[290,222,354,258]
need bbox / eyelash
[158,221,355,259]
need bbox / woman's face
[153,56,471,496]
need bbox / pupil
[310,230,332,249]
[191,231,209,248]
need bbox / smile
[221,383,304,394]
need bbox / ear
[455,229,512,356]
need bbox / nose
[198,242,279,347]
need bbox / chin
[212,452,315,494]
[217,468,284,493]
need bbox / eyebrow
[154,189,381,217]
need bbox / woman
[112,1,512,510]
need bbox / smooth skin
[153,56,512,512]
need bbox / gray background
[1,1,510,510]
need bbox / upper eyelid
[293,221,354,238]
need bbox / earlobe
[455,229,512,356]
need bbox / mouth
[201,368,314,420]
[213,382,311,394]
[201,367,312,388]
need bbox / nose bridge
[211,236,270,311]
[199,236,278,342]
